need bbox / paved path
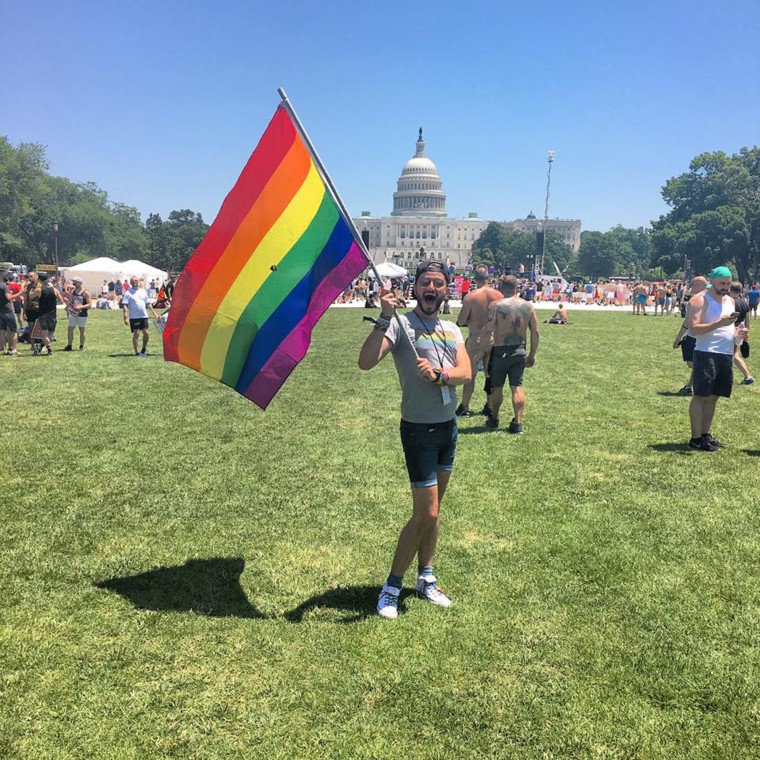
[332,300,679,314]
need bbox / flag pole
[278,88,379,277]
[278,88,419,356]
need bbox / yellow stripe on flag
[199,163,326,379]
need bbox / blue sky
[2,0,758,233]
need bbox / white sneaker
[415,575,452,607]
[376,584,400,619]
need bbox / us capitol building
[353,129,581,271]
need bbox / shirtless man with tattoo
[455,264,502,418]
[479,275,540,434]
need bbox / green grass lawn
[1,308,758,759]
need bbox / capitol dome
[391,129,447,217]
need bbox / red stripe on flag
[164,105,296,361]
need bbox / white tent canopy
[120,260,169,283]
[373,261,408,278]
[62,258,168,293]
[66,257,121,272]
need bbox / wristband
[375,315,391,330]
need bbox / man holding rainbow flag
[164,91,472,619]
[359,261,471,619]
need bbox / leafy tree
[472,222,510,266]
[473,223,573,276]
[145,212,167,268]
[0,137,152,267]
[652,148,760,281]
[578,231,620,279]
[106,202,148,261]
[543,230,574,275]
[0,138,50,264]
[142,209,208,273]
[607,226,653,277]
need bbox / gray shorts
[38,311,57,332]
[0,313,17,332]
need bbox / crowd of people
[357,261,755,619]
[0,269,173,357]
[2,259,756,620]
[337,268,760,317]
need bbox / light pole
[52,222,60,275]
[538,150,555,278]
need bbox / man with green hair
[686,266,743,451]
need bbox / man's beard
[417,292,444,315]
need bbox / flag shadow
[95,557,267,619]
[284,585,415,624]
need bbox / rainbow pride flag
[163,103,368,409]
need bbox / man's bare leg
[489,386,505,423]
[511,385,526,424]
[690,395,718,438]
[390,476,447,577]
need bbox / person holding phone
[686,266,742,451]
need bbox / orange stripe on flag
[176,138,312,368]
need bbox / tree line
[2,136,757,282]
[0,137,208,273]
[473,147,759,282]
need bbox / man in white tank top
[686,266,740,451]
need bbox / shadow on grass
[657,391,691,397]
[284,585,414,624]
[96,560,411,623]
[107,353,142,358]
[648,442,692,455]
[457,427,501,436]
[95,557,268,618]
[743,449,760,457]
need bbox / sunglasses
[418,277,447,288]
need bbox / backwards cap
[708,266,732,279]
[414,260,449,283]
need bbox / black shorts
[681,335,696,363]
[38,311,57,332]
[490,344,527,389]
[693,351,733,398]
[130,318,149,331]
[26,310,39,325]
[400,419,457,488]
[483,348,493,395]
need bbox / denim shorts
[400,418,458,488]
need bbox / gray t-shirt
[385,312,464,423]
[0,283,14,315]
